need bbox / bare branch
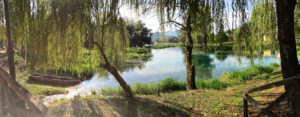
[160,20,185,28]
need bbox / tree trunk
[103,64,134,99]
[275,0,300,116]
[185,14,196,90]
[4,0,16,80]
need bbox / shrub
[247,65,273,74]
[269,63,280,68]
[101,87,124,96]
[226,65,274,81]
[132,83,158,95]
[157,78,186,92]
[227,70,253,81]
[196,79,228,90]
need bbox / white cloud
[119,5,180,32]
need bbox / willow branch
[161,20,185,28]
[91,41,110,67]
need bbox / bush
[132,83,158,95]
[269,63,280,68]
[247,65,273,74]
[101,87,124,96]
[126,47,152,59]
[157,78,185,92]
[196,79,228,90]
[226,64,274,81]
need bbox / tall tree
[134,0,226,90]
[131,0,300,114]
[126,20,152,47]
[3,0,16,80]
[6,0,134,99]
[149,0,211,90]
[275,0,300,115]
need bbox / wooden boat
[28,74,81,86]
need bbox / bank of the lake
[52,47,279,99]
[0,46,281,103]
[48,64,289,116]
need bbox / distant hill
[151,30,181,42]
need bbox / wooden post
[243,96,248,117]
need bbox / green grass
[100,78,227,96]
[49,63,284,116]
[151,44,179,49]
[22,83,68,98]
[100,64,278,97]
[126,47,152,59]
[196,79,228,90]
[157,78,186,91]
[225,64,274,81]
[126,53,152,59]
[126,47,151,54]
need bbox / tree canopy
[126,20,152,47]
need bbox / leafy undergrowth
[48,64,290,117]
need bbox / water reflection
[192,52,215,79]
[44,47,280,104]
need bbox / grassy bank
[1,53,70,99]
[49,63,285,116]
[16,72,69,99]
[126,47,152,59]
[90,63,280,97]
[100,78,228,96]
[151,44,180,49]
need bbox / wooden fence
[0,67,50,117]
[243,74,300,117]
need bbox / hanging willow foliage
[1,0,299,76]
[233,0,278,59]
[1,0,129,77]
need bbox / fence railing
[243,74,300,117]
[0,67,49,117]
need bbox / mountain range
[151,30,181,41]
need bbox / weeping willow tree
[296,3,300,42]
[128,0,300,114]
[1,0,16,80]
[2,0,134,99]
[128,0,221,90]
[190,4,213,48]
[233,1,278,61]
[129,0,228,90]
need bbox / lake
[43,47,280,104]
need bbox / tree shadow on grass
[49,96,192,117]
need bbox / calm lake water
[43,47,280,104]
